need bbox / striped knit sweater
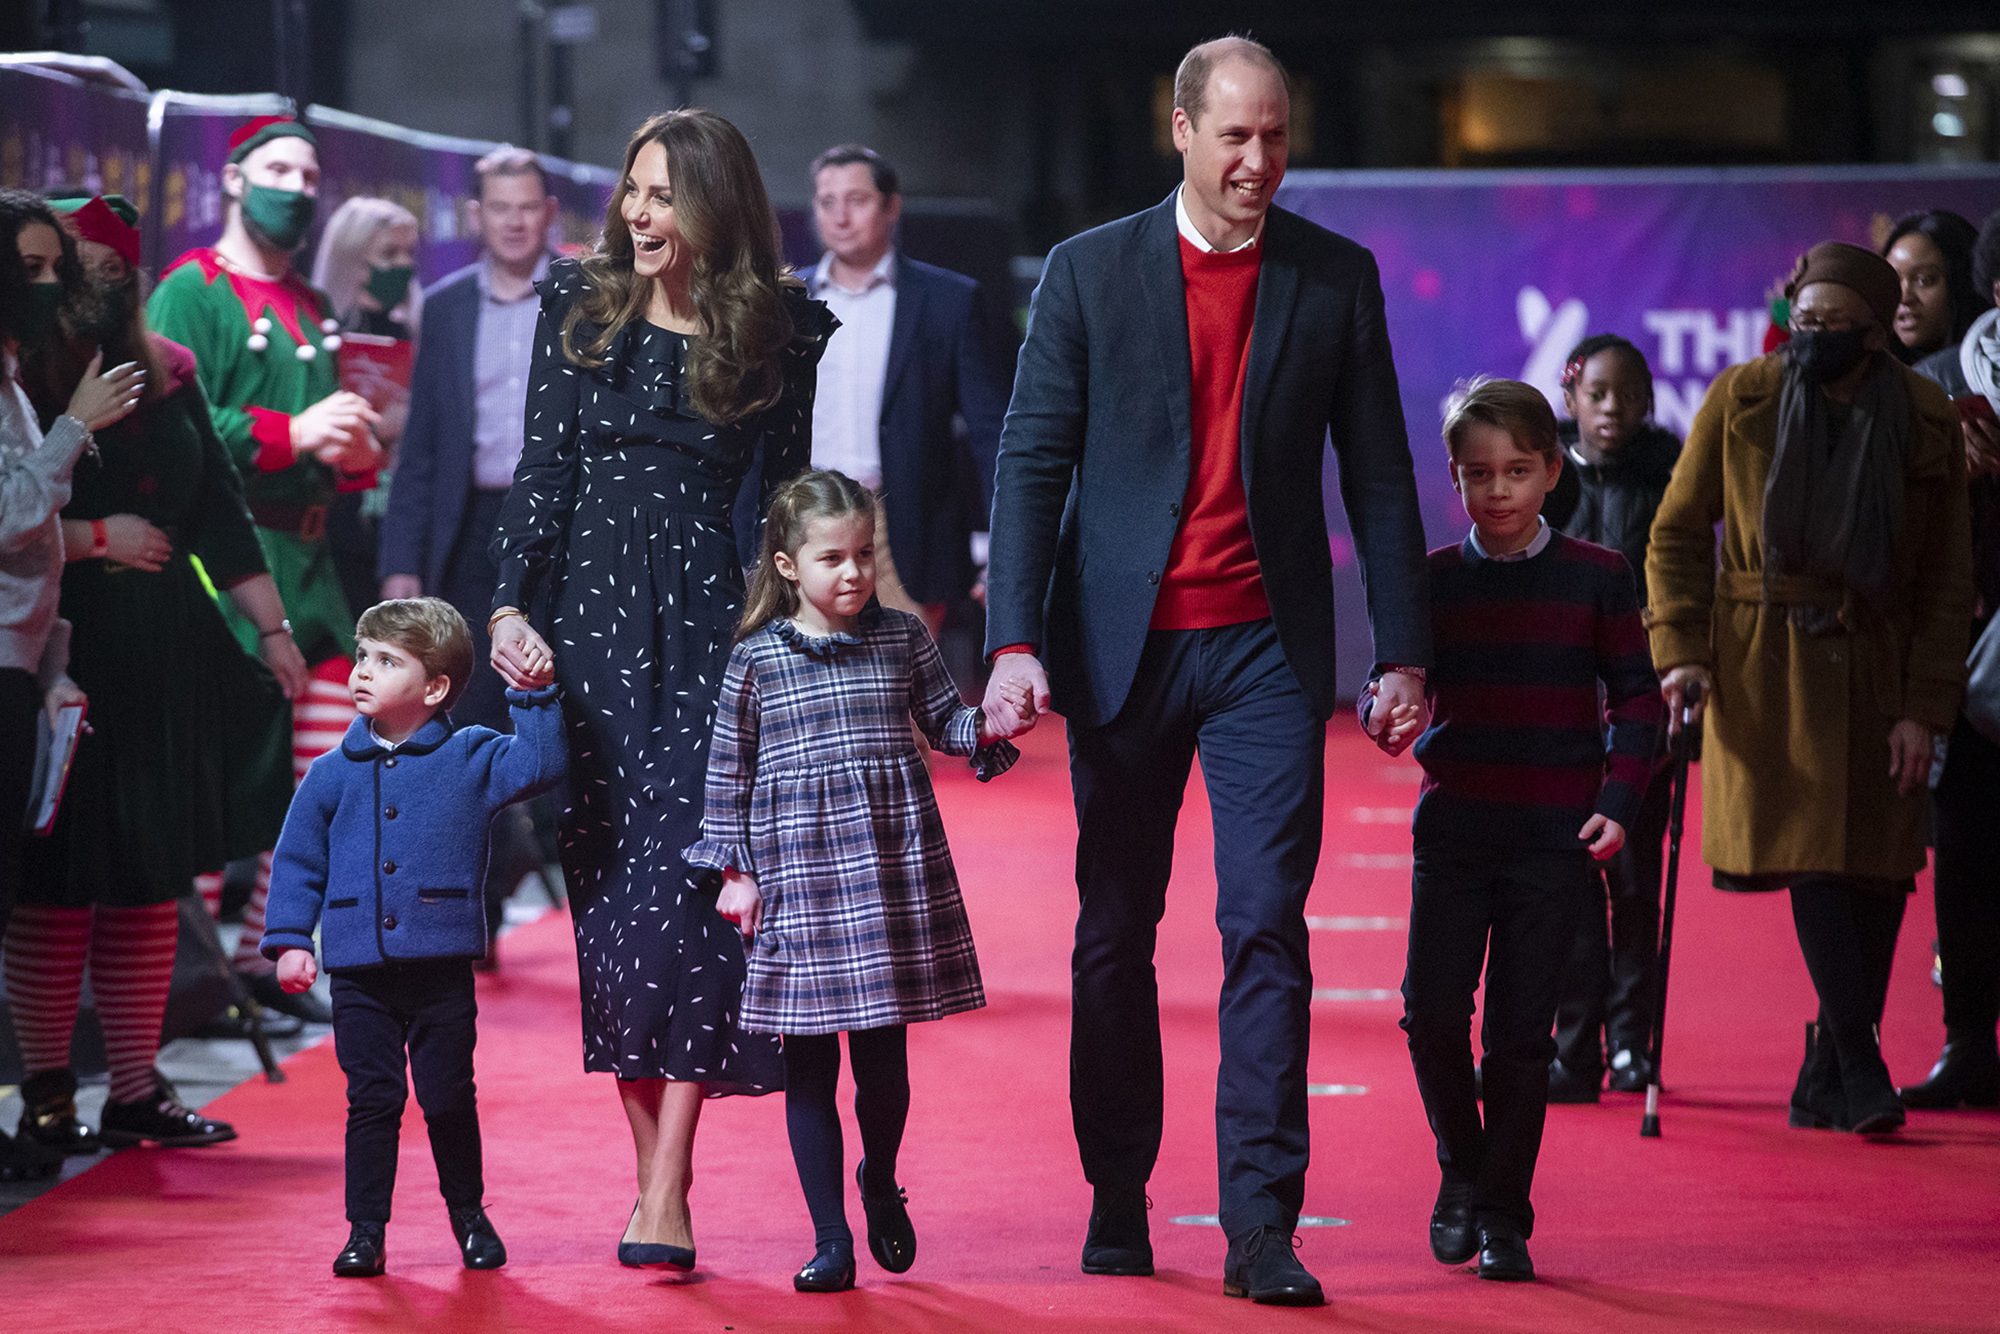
[1403,531,1664,850]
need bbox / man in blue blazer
[378,148,557,730]
[982,39,1432,1304]
[804,144,1008,628]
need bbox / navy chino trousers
[1067,618,1325,1239]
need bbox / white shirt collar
[367,720,405,752]
[1468,516,1553,563]
[811,247,897,297]
[1175,185,1262,254]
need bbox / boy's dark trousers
[1402,840,1592,1236]
[331,959,483,1224]
[1554,766,1672,1077]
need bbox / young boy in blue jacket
[260,598,565,1278]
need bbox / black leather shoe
[1900,1033,2000,1109]
[1546,1058,1601,1104]
[0,1129,64,1182]
[450,1204,507,1269]
[16,1069,100,1156]
[1476,1222,1534,1281]
[856,1159,915,1273]
[793,1238,856,1292]
[248,969,334,1024]
[333,1222,387,1277]
[98,1074,237,1148]
[1607,1047,1654,1094]
[616,1200,695,1270]
[1222,1225,1324,1305]
[1430,1178,1477,1264]
[1081,1187,1153,1276]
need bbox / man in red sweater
[983,37,1432,1306]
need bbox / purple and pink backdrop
[1278,165,2000,690]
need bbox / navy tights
[782,1025,910,1247]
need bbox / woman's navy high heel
[617,1200,696,1270]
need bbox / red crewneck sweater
[1150,235,1270,630]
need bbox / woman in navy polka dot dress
[487,110,834,1270]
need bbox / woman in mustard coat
[1647,242,1972,1135]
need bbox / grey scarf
[1762,354,1909,635]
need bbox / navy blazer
[259,688,566,971]
[984,194,1433,727]
[378,262,483,590]
[869,255,1008,604]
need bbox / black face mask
[1785,326,1873,384]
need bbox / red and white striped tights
[194,660,356,974]
[3,901,180,1104]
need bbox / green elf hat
[227,114,317,165]
[46,192,142,268]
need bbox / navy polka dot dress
[490,257,834,1090]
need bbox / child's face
[350,637,449,727]
[1450,422,1561,553]
[1563,350,1651,455]
[774,512,877,625]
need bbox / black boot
[1080,1186,1152,1276]
[1221,1225,1325,1305]
[1829,1025,1905,1135]
[1788,1022,1847,1130]
[333,1222,387,1277]
[99,1072,238,1148]
[1899,1031,2000,1109]
[17,1069,100,1156]
[449,1204,507,1269]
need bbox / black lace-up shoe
[98,1073,237,1148]
[1430,1178,1477,1264]
[334,1222,387,1277]
[17,1068,100,1155]
[450,1204,507,1269]
[1222,1225,1324,1305]
[1476,1221,1535,1281]
[856,1159,915,1273]
[1081,1187,1153,1276]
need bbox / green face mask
[242,183,317,251]
[365,264,414,311]
[16,281,65,344]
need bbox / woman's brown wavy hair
[561,109,799,425]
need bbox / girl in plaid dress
[686,469,1026,1293]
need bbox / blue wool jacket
[260,688,565,972]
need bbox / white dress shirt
[807,249,898,491]
[1175,185,1263,254]
[471,254,550,491]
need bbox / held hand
[98,513,174,571]
[276,948,318,994]
[716,871,762,938]
[1369,670,1428,757]
[66,351,145,432]
[380,574,422,601]
[982,653,1050,740]
[980,678,1037,741]
[1661,665,1712,736]
[490,613,554,689]
[291,391,380,458]
[43,674,85,728]
[261,630,310,700]
[1888,718,1935,798]
[1579,814,1626,860]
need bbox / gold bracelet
[487,607,526,636]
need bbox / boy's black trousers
[1402,840,1592,1237]
[330,959,483,1224]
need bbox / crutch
[1640,681,1700,1138]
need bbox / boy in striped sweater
[1362,377,1663,1283]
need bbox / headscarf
[1785,241,1901,332]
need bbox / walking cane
[1640,681,1700,1138]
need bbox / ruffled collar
[772,602,883,657]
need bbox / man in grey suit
[982,37,1432,1305]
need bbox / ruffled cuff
[683,837,750,876]
[245,407,294,472]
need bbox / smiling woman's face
[622,140,687,281]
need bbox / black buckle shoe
[1430,1178,1477,1264]
[1222,1225,1324,1305]
[1476,1222,1535,1281]
[450,1204,507,1269]
[334,1222,387,1277]
[247,969,333,1025]
[793,1238,856,1292]
[1081,1187,1153,1276]
[17,1069,100,1156]
[98,1073,237,1148]
[856,1159,916,1273]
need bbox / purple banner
[1277,165,2000,691]
[0,65,150,216]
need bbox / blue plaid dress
[685,605,1015,1035]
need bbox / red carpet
[4,727,1997,1331]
